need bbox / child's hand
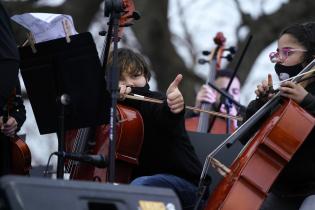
[0,116,18,137]
[118,84,132,100]
[166,74,184,114]
[255,74,275,100]
[279,81,308,103]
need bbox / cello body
[205,99,315,210]
[10,136,32,175]
[185,32,235,134]
[65,104,144,183]
[0,134,32,175]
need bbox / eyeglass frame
[269,47,307,63]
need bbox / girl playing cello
[245,22,315,210]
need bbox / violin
[0,89,31,175]
[185,32,237,134]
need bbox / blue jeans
[300,195,315,210]
[130,174,200,210]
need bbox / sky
[18,0,288,167]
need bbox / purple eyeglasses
[269,47,307,63]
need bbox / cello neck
[197,49,219,132]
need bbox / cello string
[68,130,83,173]
[67,130,82,173]
[68,129,89,174]
[69,130,84,173]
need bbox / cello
[202,59,315,209]
[64,0,143,183]
[65,104,143,183]
[0,89,31,175]
[185,32,237,134]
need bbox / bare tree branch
[173,0,197,67]
[132,0,201,103]
[230,0,315,85]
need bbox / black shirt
[0,2,19,109]
[120,86,203,186]
[0,2,19,61]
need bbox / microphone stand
[207,82,244,110]
[56,95,65,179]
[207,35,252,134]
[102,0,124,183]
[207,81,243,134]
[223,97,232,134]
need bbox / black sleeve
[185,109,198,118]
[245,98,267,121]
[237,97,267,145]
[155,99,186,131]
[300,93,315,116]
[0,3,19,109]
[9,79,26,131]
[121,89,185,133]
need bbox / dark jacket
[119,85,203,186]
[0,2,20,109]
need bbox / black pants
[260,192,304,210]
[0,60,19,109]
[0,133,11,176]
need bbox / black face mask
[274,63,304,81]
[131,83,150,95]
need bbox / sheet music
[11,13,78,43]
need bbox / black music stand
[18,32,110,179]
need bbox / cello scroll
[185,32,237,134]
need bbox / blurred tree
[3,0,315,104]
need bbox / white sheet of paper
[11,13,78,43]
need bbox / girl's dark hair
[108,48,151,81]
[280,22,315,63]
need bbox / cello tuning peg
[132,11,141,20]
[202,50,211,56]
[120,22,134,27]
[126,11,141,20]
[221,54,233,62]
[99,31,107,36]
[224,46,236,54]
[198,58,209,64]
